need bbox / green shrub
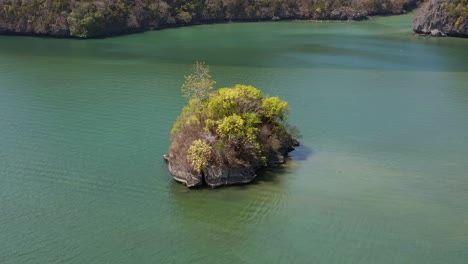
[187,139,212,173]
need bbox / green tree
[181,61,216,101]
[262,96,289,120]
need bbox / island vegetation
[166,62,299,187]
[0,0,420,38]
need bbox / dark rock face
[413,0,468,37]
[204,166,257,188]
[167,159,203,187]
[167,160,257,188]
[166,139,299,188]
[330,10,346,20]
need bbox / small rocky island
[165,63,299,188]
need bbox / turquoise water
[1,14,468,263]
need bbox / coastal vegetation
[166,62,299,187]
[0,0,419,38]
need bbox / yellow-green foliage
[443,0,468,30]
[216,114,246,138]
[170,63,295,172]
[444,0,468,16]
[187,139,212,173]
[170,100,202,135]
[206,85,262,120]
[216,113,260,141]
[262,96,288,120]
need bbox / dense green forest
[0,0,419,38]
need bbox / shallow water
[1,14,468,263]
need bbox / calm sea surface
[1,14,467,263]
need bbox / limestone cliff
[413,0,468,37]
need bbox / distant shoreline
[0,12,410,40]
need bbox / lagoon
[1,14,468,263]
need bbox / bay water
[1,14,467,263]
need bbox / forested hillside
[0,0,419,38]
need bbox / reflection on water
[288,145,314,161]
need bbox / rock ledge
[165,140,299,188]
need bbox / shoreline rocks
[166,139,299,188]
[166,158,204,187]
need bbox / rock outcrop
[203,166,257,188]
[166,140,298,188]
[413,0,468,37]
[166,157,203,187]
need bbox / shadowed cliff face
[413,0,468,37]
[0,0,419,38]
